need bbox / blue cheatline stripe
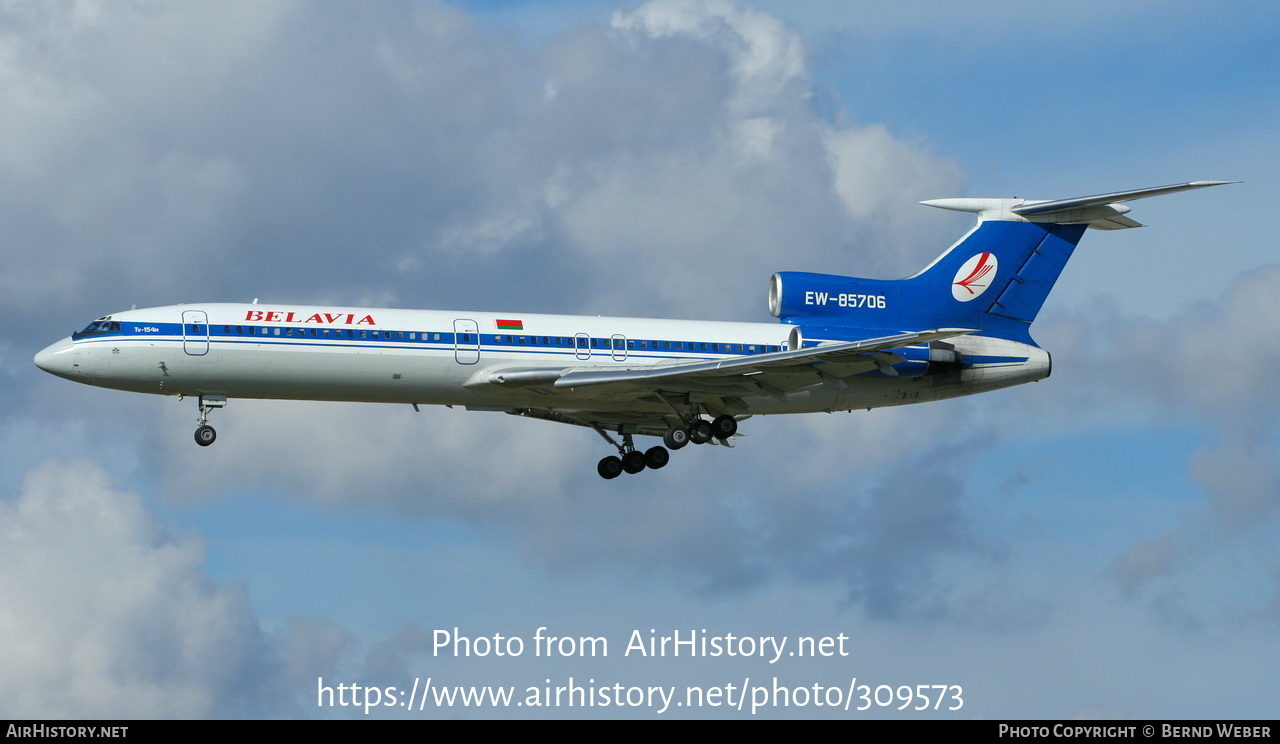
[75,333,732,363]
[77,336,1031,375]
[74,321,786,358]
[74,322,1031,370]
[79,335,725,361]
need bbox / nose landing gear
[192,394,227,447]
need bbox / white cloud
[612,0,808,118]
[0,460,269,717]
[1032,265,1280,610]
[0,458,407,717]
[3,0,966,339]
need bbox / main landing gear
[192,394,227,447]
[595,415,739,479]
[596,432,670,480]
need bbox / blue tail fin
[897,219,1088,342]
[768,181,1235,344]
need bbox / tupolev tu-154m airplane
[35,181,1232,478]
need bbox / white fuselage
[35,302,1049,417]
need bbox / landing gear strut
[193,394,227,447]
[590,408,744,479]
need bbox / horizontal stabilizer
[1011,181,1237,215]
[922,180,1236,230]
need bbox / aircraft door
[611,334,627,361]
[453,319,479,364]
[182,310,210,356]
[574,333,591,360]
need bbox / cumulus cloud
[1039,266,1280,608]
[0,460,271,717]
[5,0,965,343]
[0,459,399,717]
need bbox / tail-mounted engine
[768,272,896,322]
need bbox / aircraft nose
[34,337,78,379]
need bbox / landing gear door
[182,310,210,356]
[453,319,480,364]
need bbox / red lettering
[245,309,375,325]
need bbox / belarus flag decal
[496,319,524,331]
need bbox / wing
[549,328,972,394]
[468,328,975,437]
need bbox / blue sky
[2,0,1277,718]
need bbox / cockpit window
[72,320,120,339]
